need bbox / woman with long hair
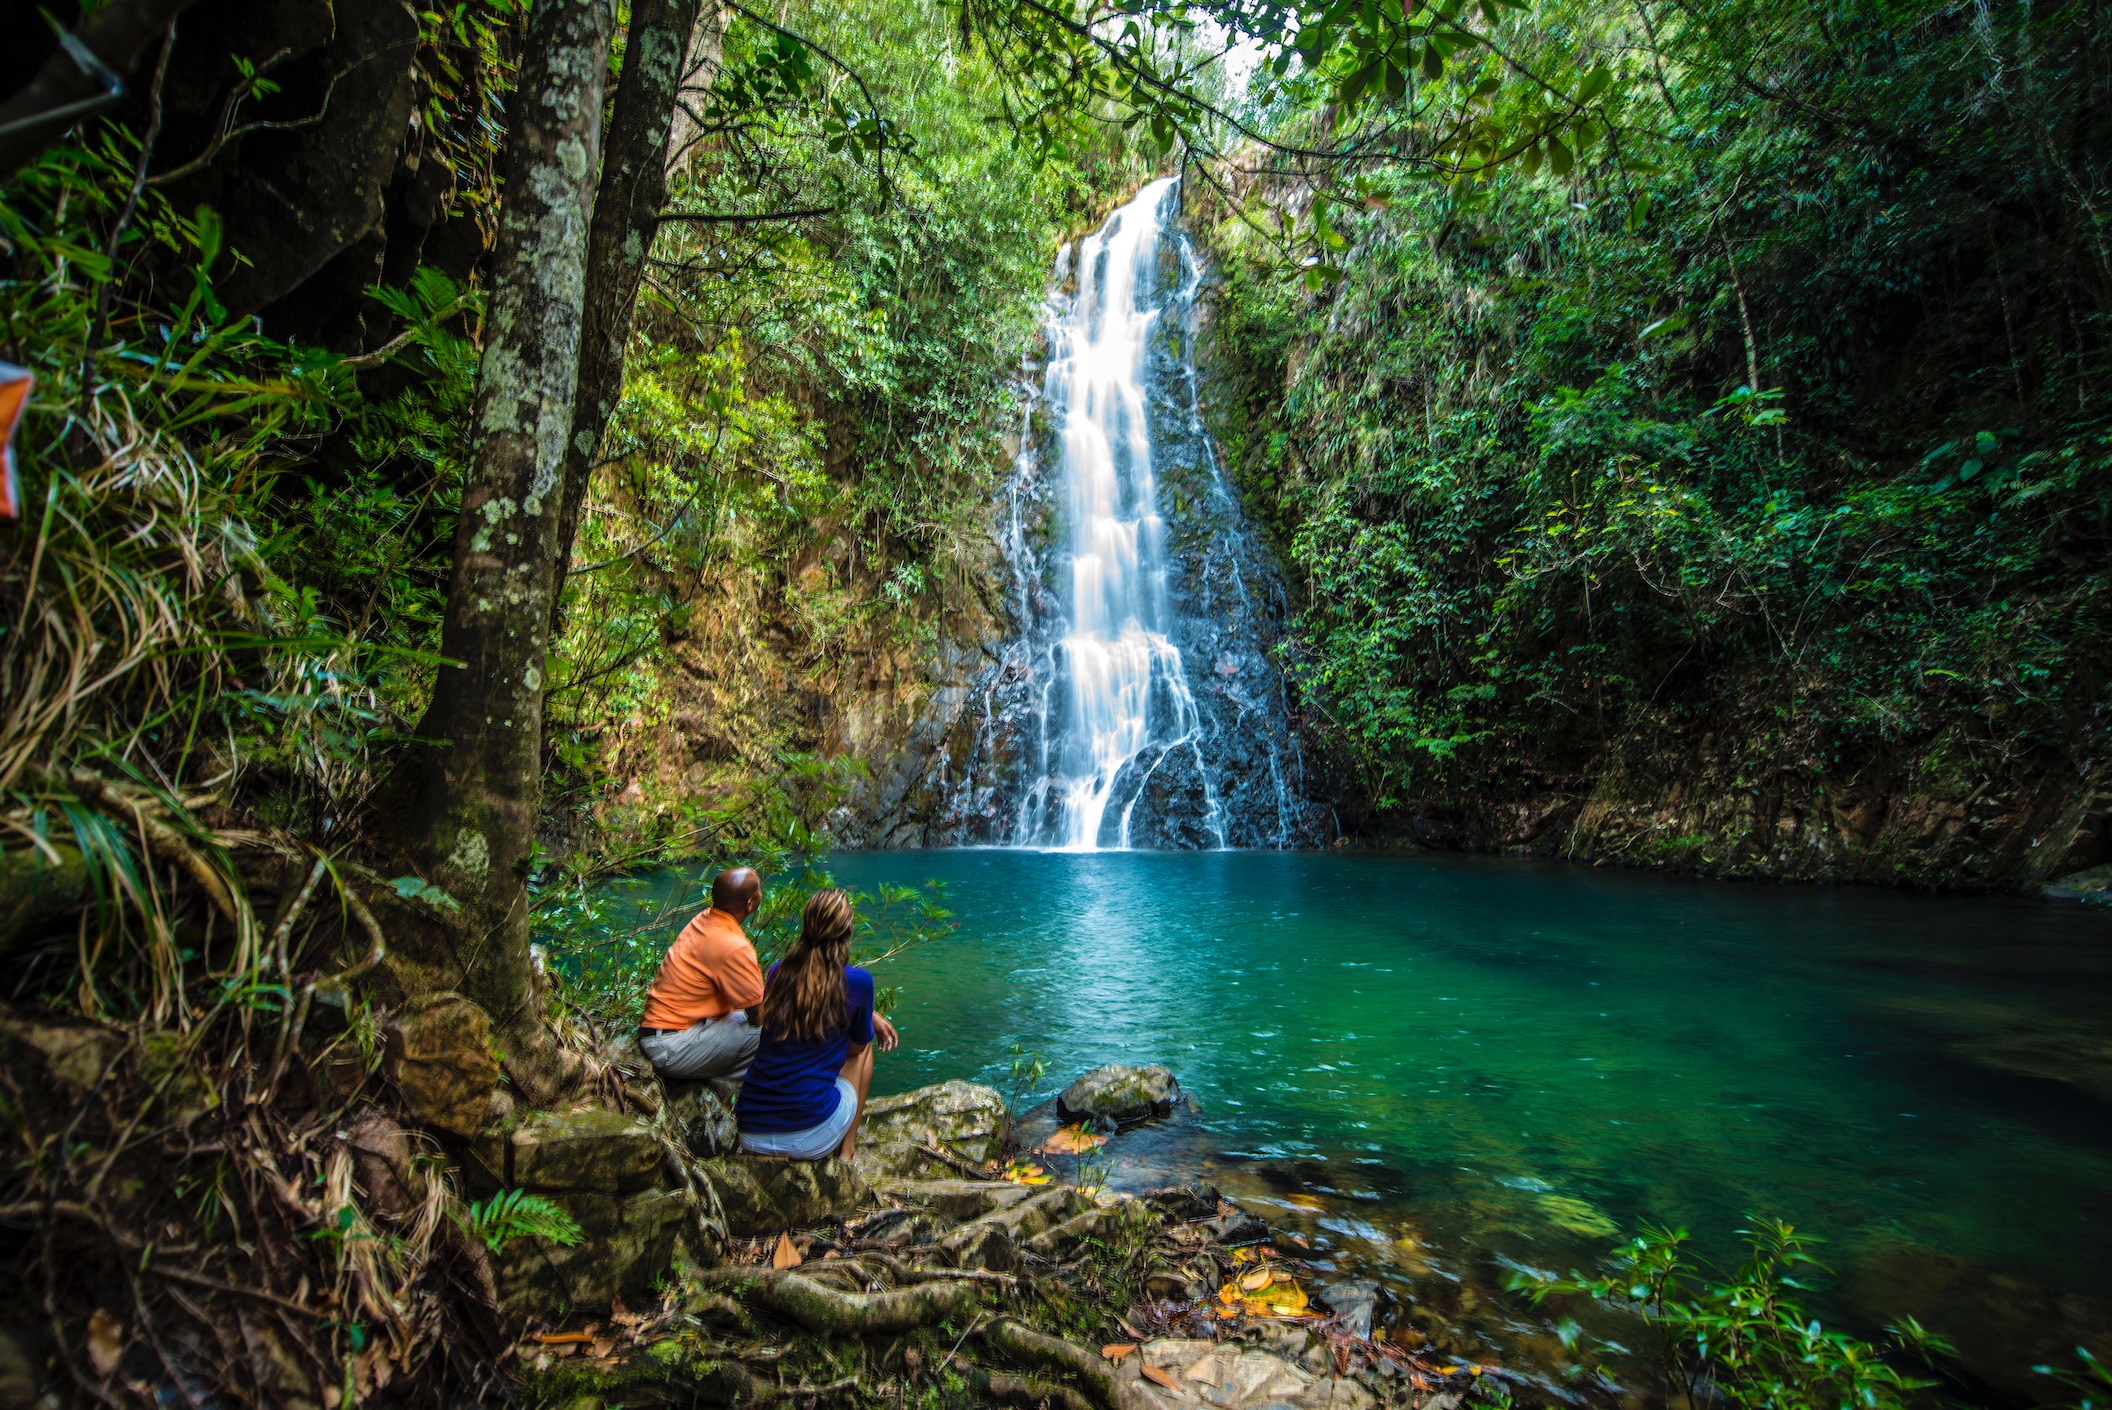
[735,888,898,1159]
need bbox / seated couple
[638,868,897,1160]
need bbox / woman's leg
[836,1041,874,1159]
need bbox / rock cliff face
[1399,743,2109,895]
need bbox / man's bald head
[711,867,762,919]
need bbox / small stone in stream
[1056,1063,1181,1127]
[383,992,498,1137]
[1318,1279,1380,1339]
[1206,1209,1271,1243]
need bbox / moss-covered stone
[495,1185,696,1324]
[691,1153,870,1236]
[511,1108,668,1193]
[383,992,498,1138]
[860,1078,1010,1161]
[1056,1064,1180,1127]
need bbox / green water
[808,848,2112,1387]
[598,847,2112,1388]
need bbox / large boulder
[859,1080,1010,1168]
[506,1108,669,1193]
[494,1186,696,1325]
[692,1155,870,1237]
[383,993,497,1137]
[1057,1064,1180,1127]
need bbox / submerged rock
[1318,1280,1381,1340]
[1057,1063,1181,1127]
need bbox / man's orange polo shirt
[640,907,766,1030]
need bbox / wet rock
[2039,862,2112,904]
[1318,1280,1380,1339]
[383,992,498,1138]
[1057,1063,1181,1127]
[663,1081,739,1158]
[1206,1208,1271,1244]
[507,1108,669,1194]
[495,1186,696,1325]
[860,1079,1011,1163]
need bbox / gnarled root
[970,1367,1099,1410]
[694,1267,982,1335]
[1024,1204,1121,1258]
[981,1317,1155,1410]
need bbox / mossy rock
[692,1154,870,1236]
[510,1108,669,1193]
[860,1079,1010,1162]
[495,1186,696,1325]
[1056,1063,1180,1127]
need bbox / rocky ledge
[369,1015,1514,1409]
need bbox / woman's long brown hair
[760,889,855,1042]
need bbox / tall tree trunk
[549,0,718,627]
[388,0,612,1070]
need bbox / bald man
[638,868,767,1085]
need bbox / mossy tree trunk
[387,0,613,1070]
[550,0,717,624]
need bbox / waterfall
[1014,177,1223,850]
[926,178,1325,851]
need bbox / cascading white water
[1021,177,1222,850]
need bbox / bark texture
[550,0,715,624]
[389,0,613,1043]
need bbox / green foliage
[1201,0,2111,829]
[2038,1346,2112,1410]
[533,853,955,1028]
[1005,1041,1048,1115]
[1513,1220,1953,1409]
[455,1190,586,1254]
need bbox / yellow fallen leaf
[1045,1124,1108,1154]
[1102,1344,1137,1361]
[1140,1364,1182,1392]
[772,1232,802,1270]
[1230,1247,1255,1265]
[1239,1269,1273,1292]
[1218,1282,1240,1306]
